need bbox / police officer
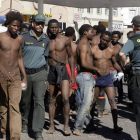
[20,14,50,140]
[120,15,140,140]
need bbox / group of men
[0,10,140,140]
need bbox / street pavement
[0,83,138,140]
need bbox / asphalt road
[0,82,138,140]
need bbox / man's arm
[18,36,27,88]
[119,40,134,67]
[79,44,102,74]
[111,54,122,73]
[66,38,75,86]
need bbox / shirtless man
[47,19,75,135]
[111,31,124,103]
[64,27,78,112]
[73,24,102,136]
[90,24,106,117]
[91,31,123,132]
[65,27,78,93]
[0,11,27,140]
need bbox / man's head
[79,24,94,40]
[112,31,121,45]
[127,31,134,39]
[29,15,35,24]
[5,11,23,34]
[99,31,112,49]
[96,24,106,35]
[19,23,28,34]
[93,25,98,35]
[48,19,59,36]
[32,14,46,33]
[58,28,64,35]
[65,27,76,41]
[131,15,140,32]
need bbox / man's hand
[96,69,103,76]
[70,76,75,87]
[1,71,14,81]
[22,78,27,90]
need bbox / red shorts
[66,65,78,89]
[110,66,115,70]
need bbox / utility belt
[25,65,47,74]
[124,63,140,75]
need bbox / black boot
[34,131,44,140]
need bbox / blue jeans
[75,73,95,130]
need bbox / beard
[99,43,108,50]
[111,41,118,45]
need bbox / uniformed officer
[20,14,50,140]
[120,15,140,140]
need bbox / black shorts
[48,66,69,85]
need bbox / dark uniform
[20,30,50,132]
[120,17,140,139]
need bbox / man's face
[49,23,59,36]
[8,20,20,34]
[32,22,44,33]
[112,34,120,44]
[86,28,94,40]
[100,34,111,49]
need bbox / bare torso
[91,43,115,75]
[110,43,122,66]
[77,39,94,73]
[0,32,21,72]
[49,34,70,66]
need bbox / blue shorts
[96,73,114,88]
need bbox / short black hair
[79,24,92,36]
[4,11,23,25]
[96,24,106,34]
[19,23,28,32]
[48,19,59,27]
[65,27,75,37]
[112,31,121,39]
[101,31,112,38]
[127,31,134,36]
[93,25,98,30]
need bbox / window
[59,22,66,31]
[129,7,136,11]
[97,8,102,14]
[113,8,118,16]
[129,10,136,19]
[78,8,84,13]
[105,8,109,16]
[87,8,93,13]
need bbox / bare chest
[0,38,20,52]
[94,48,112,60]
[50,40,66,52]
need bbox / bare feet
[97,114,104,118]
[103,110,111,115]
[63,126,71,135]
[46,126,55,134]
[73,129,81,136]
